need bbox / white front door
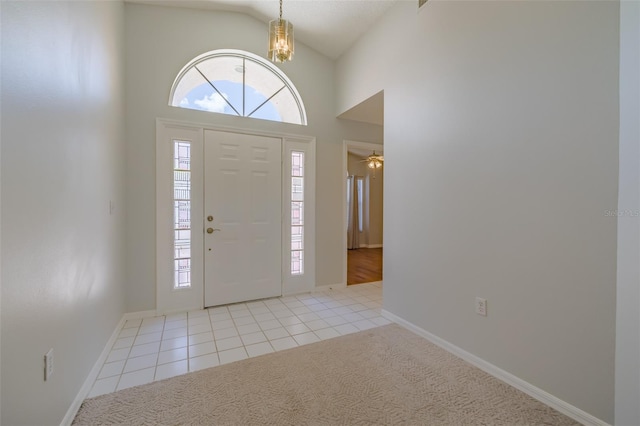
[203,130,282,307]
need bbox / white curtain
[347,176,360,250]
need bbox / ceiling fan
[361,151,384,169]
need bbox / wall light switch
[475,297,487,317]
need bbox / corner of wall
[614,1,640,424]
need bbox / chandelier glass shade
[365,151,384,169]
[367,158,383,169]
[268,0,294,63]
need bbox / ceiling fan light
[368,159,382,169]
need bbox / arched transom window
[169,49,307,125]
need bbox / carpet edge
[381,309,610,426]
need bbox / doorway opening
[343,140,384,286]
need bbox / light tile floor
[88,282,388,398]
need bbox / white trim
[281,289,313,297]
[345,139,385,154]
[156,123,204,315]
[123,310,157,320]
[61,310,161,425]
[282,138,316,295]
[313,283,347,292]
[168,49,307,126]
[156,118,316,313]
[354,280,383,286]
[61,316,125,425]
[381,310,611,426]
[157,118,312,150]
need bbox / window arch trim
[169,49,307,126]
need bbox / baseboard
[313,283,347,292]
[359,280,382,286]
[358,244,383,249]
[60,315,127,425]
[381,310,610,426]
[123,309,157,320]
[60,309,158,426]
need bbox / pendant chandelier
[268,0,294,63]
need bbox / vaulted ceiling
[130,0,397,60]
[129,0,389,125]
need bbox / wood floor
[347,248,383,285]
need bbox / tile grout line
[153,316,167,382]
[90,283,384,397]
[112,320,139,393]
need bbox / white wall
[0,1,126,424]
[124,4,382,311]
[615,1,640,424]
[337,1,619,423]
[367,166,383,246]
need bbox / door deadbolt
[207,216,214,222]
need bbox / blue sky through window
[179,80,281,122]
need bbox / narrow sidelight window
[291,151,304,275]
[173,141,192,289]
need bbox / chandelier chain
[279,0,283,21]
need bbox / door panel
[204,130,282,307]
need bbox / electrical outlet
[475,297,487,316]
[44,349,54,381]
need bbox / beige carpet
[74,324,579,425]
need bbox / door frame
[342,139,384,287]
[156,118,316,315]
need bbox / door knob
[206,228,221,234]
